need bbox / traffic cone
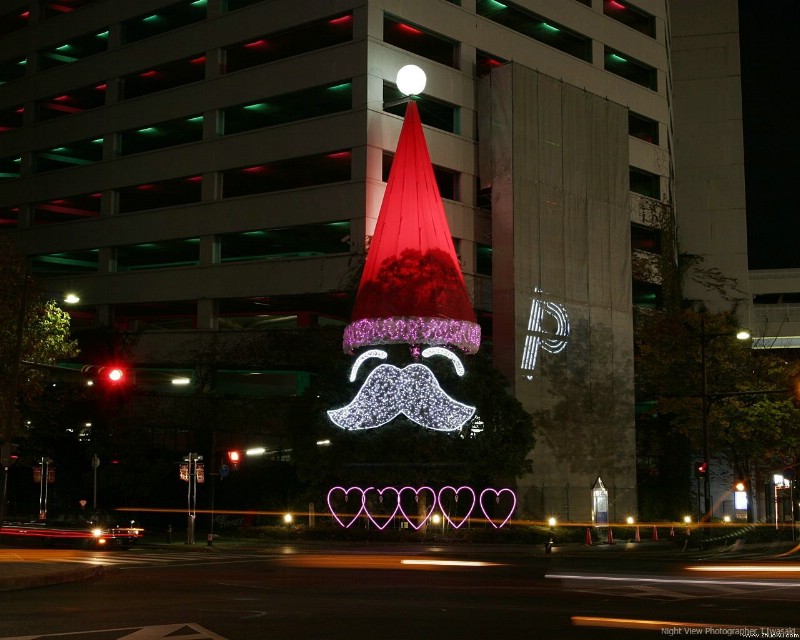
[652,525,659,541]
[634,526,640,542]
[585,528,593,546]
[607,527,614,544]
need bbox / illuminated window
[632,280,662,309]
[38,31,109,70]
[222,81,352,135]
[224,13,353,73]
[0,57,28,84]
[112,301,198,331]
[0,7,30,37]
[603,0,655,38]
[116,238,200,272]
[30,249,99,277]
[477,244,492,276]
[43,0,103,19]
[0,205,20,228]
[123,0,207,44]
[605,47,656,90]
[218,295,350,329]
[477,186,492,214]
[118,175,202,213]
[0,156,21,179]
[629,167,660,199]
[476,0,591,62]
[222,151,351,198]
[631,224,661,254]
[383,84,459,134]
[33,192,102,224]
[476,50,507,77]
[33,139,103,173]
[37,84,107,121]
[629,112,658,144]
[119,115,204,156]
[383,15,458,69]
[122,55,206,99]
[0,104,24,132]
[220,221,351,262]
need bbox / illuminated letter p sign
[520,289,569,380]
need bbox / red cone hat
[343,101,481,354]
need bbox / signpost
[181,453,203,544]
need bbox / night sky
[738,1,800,270]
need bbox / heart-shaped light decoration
[364,486,401,530]
[479,487,517,528]
[327,486,367,528]
[437,486,476,529]
[397,486,437,530]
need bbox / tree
[0,235,79,441]
[635,308,800,485]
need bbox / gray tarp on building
[479,63,637,522]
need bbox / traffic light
[81,364,128,386]
[1,442,19,467]
[695,461,708,478]
[228,450,241,470]
[104,367,125,384]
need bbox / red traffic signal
[106,367,124,383]
[696,461,708,477]
[81,364,129,385]
[228,451,240,470]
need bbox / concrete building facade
[0,0,752,521]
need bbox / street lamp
[699,316,750,521]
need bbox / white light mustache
[327,363,476,432]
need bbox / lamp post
[699,316,750,521]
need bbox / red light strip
[329,15,352,25]
[397,23,422,35]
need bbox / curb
[0,564,105,592]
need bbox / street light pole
[698,315,751,523]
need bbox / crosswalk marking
[59,551,269,568]
[0,622,228,640]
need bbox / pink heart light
[364,486,401,530]
[437,486,476,529]
[397,486,436,530]
[479,488,517,528]
[327,486,367,528]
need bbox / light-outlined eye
[349,349,388,382]
[421,346,465,376]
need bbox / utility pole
[184,452,203,544]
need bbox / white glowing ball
[396,64,426,96]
